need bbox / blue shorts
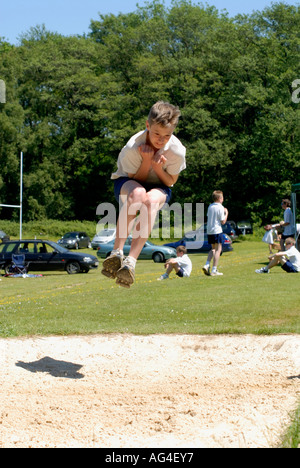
[208,233,223,245]
[176,267,185,278]
[281,260,298,273]
[114,177,172,204]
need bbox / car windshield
[63,232,78,239]
[97,229,115,237]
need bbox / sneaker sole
[202,267,210,276]
[101,256,122,279]
[116,266,135,288]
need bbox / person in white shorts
[158,246,192,280]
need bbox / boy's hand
[139,144,155,161]
[152,153,167,169]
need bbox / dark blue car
[163,231,233,253]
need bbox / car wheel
[4,263,12,275]
[153,252,164,263]
[66,261,81,274]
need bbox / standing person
[264,199,295,251]
[101,101,186,288]
[158,245,192,280]
[202,190,228,277]
[255,237,300,274]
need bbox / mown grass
[0,241,299,337]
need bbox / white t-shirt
[284,208,295,236]
[177,254,192,277]
[207,203,226,235]
[285,245,300,271]
[111,130,186,184]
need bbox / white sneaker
[158,273,169,281]
[255,267,270,274]
[101,249,124,279]
[210,270,223,276]
[202,265,210,276]
[116,257,136,288]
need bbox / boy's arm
[152,164,179,187]
[268,251,287,260]
[128,145,153,182]
[221,207,229,225]
[152,153,179,187]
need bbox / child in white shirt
[158,246,192,280]
[102,101,186,288]
[256,237,300,274]
[203,190,228,277]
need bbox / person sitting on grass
[158,245,192,280]
[255,237,300,274]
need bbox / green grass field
[0,240,299,337]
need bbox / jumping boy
[158,245,192,280]
[101,101,186,288]
[255,237,300,274]
[202,190,228,277]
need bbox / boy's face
[146,121,174,150]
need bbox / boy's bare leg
[102,181,146,279]
[116,188,167,288]
[212,243,223,268]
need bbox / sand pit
[0,334,299,448]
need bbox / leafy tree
[0,1,299,226]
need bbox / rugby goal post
[0,152,23,240]
[0,79,6,103]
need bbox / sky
[0,0,299,45]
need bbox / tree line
[0,0,299,225]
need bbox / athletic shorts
[113,177,172,204]
[208,233,223,245]
[281,260,298,273]
[176,267,185,278]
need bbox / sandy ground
[0,334,299,448]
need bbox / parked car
[57,232,91,249]
[222,222,238,241]
[91,229,116,250]
[163,225,233,253]
[97,237,177,263]
[0,240,99,275]
[0,230,10,243]
[236,221,253,235]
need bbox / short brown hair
[176,245,187,255]
[285,237,295,246]
[148,101,181,128]
[212,190,223,202]
[282,199,291,207]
